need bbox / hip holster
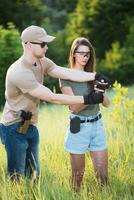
[70,116,80,134]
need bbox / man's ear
[28,42,32,49]
[25,41,32,49]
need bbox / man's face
[30,41,48,58]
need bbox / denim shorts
[65,113,107,154]
[0,122,40,177]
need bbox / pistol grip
[18,120,31,134]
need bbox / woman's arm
[94,85,110,108]
[61,86,89,113]
[102,92,110,107]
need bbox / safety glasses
[75,51,90,57]
[30,41,47,48]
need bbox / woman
[60,37,110,192]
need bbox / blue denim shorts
[65,113,107,154]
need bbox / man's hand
[95,72,111,86]
[84,90,104,105]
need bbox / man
[0,25,110,181]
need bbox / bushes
[0,23,22,107]
[97,42,134,85]
[97,20,134,85]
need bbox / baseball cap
[21,25,55,43]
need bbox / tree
[44,30,70,93]
[98,18,134,84]
[43,0,78,12]
[90,0,134,58]
[42,0,78,31]
[0,0,46,31]
[65,0,91,45]
[0,23,22,107]
[119,18,134,84]
[66,0,134,58]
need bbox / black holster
[70,116,80,134]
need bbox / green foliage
[97,20,134,84]
[32,0,78,32]
[97,41,122,81]
[89,0,134,58]
[0,23,22,107]
[0,0,46,30]
[119,19,134,84]
[66,0,134,58]
[65,0,92,44]
[43,30,70,93]
[111,82,134,125]
[43,0,78,12]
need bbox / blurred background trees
[0,23,22,107]
[0,0,134,107]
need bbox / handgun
[96,81,111,90]
[17,110,32,134]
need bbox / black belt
[80,113,102,123]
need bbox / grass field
[0,84,134,200]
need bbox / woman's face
[74,45,90,67]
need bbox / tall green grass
[0,84,134,200]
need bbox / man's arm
[47,66,96,82]
[29,84,104,105]
[29,84,84,105]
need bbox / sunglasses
[30,41,47,48]
[75,51,90,56]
